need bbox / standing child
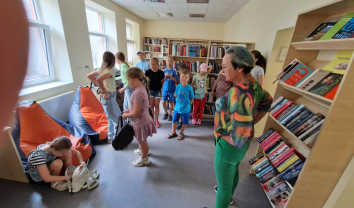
[122,67,157,167]
[175,63,188,130]
[166,70,194,140]
[87,51,121,143]
[191,63,213,125]
[145,57,165,127]
[162,56,178,121]
[116,52,132,111]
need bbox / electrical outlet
[85,65,90,69]
[76,66,83,70]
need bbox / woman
[214,46,273,208]
[211,69,233,100]
[251,50,266,87]
[116,52,133,111]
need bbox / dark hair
[226,46,254,74]
[178,64,188,70]
[126,67,153,118]
[26,136,72,157]
[251,50,267,73]
[150,57,159,64]
[100,51,115,75]
[115,52,130,68]
[180,69,190,75]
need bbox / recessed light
[187,0,209,3]
[157,12,173,17]
[190,14,205,18]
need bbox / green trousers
[214,138,251,208]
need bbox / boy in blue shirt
[162,56,178,121]
[166,70,194,140]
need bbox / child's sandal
[177,133,185,140]
[166,132,177,139]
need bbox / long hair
[99,51,115,75]
[115,52,130,68]
[26,136,72,157]
[126,67,153,118]
[251,50,267,73]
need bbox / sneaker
[176,122,182,130]
[197,120,202,125]
[133,157,151,167]
[168,114,172,121]
[134,149,150,156]
[51,181,68,191]
[163,113,168,120]
[192,118,197,125]
[107,139,112,144]
[155,120,161,128]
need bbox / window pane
[90,35,107,68]
[127,42,135,63]
[25,26,50,81]
[86,8,103,33]
[22,0,38,20]
[126,23,131,40]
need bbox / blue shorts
[172,111,189,124]
[149,89,162,98]
[162,91,175,102]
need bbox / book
[274,59,300,83]
[280,105,305,125]
[294,113,325,136]
[298,120,324,141]
[268,143,289,161]
[263,175,284,192]
[267,141,286,158]
[272,101,294,118]
[281,61,314,87]
[284,109,311,129]
[270,96,285,110]
[323,85,339,100]
[332,17,354,39]
[303,16,342,41]
[268,182,291,208]
[276,104,297,121]
[277,155,301,172]
[272,148,295,167]
[288,112,315,132]
[278,105,299,122]
[269,145,291,164]
[265,139,284,155]
[259,169,278,184]
[283,162,304,181]
[260,131,280,148]
[258,129,275,143]
[280,159,303,177]
[256,165,274,178]
[303,132,321,148]
[269,99,289,115]
[320,12,354,40]
[263,137,282,152]
[322,50,353,75]
[255,161,271,174]
[308,72,343,96]
[296,69,332,91]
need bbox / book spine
[263,136,282,151]
[270,96,285,110]
[268,143,288,159]
[276,104,297,121]
[284,109,310,129]
[280,159,303,177]
[283,162,305,181]
[259,169,278,184]
[272,101,294,118]
[267,141,286,157]
[280,105,305,125]
[269,99,289,115]
[251,156,267,167]
[269,146,291,163]
[265,139,284,155]
[260,132,280,148]
[273,148,295,167]
[277,156,300,172]
[257,129,275,143]
[288,113,315,132]
[299,120,324,140]
[295,115,324,136]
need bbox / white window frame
[23,0,56,87]
[126,23,132,41]
[127,40,135,64]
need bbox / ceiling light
[187,0,209,3]
[144,0,165,2]
[190,14,205,18]
[157,12,173,17]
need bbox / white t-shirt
[250,65,264,83]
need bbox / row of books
[145,54,163,60]
[270,97,325,148]
[169,44,207,57]
[144,46,161,52]
[206,91,216,102]
[208,47,229,59]
[203,104,215,116]
[172,60,203,73]
[206,77,216,89]
[144,38,167,45]
[208,62,222,74]
[303,12,354,41]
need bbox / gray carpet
[0,114,271,208]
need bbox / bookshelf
[252,0,354,207]
[144,37,168,69]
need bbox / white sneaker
[51,180,68,191]
[132,157,151,167]
[107,140,112,144]
[134,149,150,156]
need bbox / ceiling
[111,0,249,23]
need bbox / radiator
[37,91,75,122]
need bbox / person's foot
[155,120,161,128]
[51,181,68,191]
[176,122,182,130]
[166,132,177,139]
[192,118,197,124]
[177,132,185,140]
[132,157,151,167]
[168,114,172,121]
[134,149,150,156]
[163,113,168,120]
[197,120,202,125]
[214,185,218,193]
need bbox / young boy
[166,70,194,140]
[162,56,178,121]
[176,63,188,130]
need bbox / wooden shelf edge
[291,39,354,50]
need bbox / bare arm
[122,103,143,119]
[258,74,264,88]
[191,81,196,89]
[37,165,69,182]
[87,71,99,86]
[71,149,83,165]
[211,76,219,96]
[206,65,213,76]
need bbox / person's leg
[180,124,187,134]
[162,90,168,115]
[123,86,133,111]
[180,113,189,134]
[193,98,200,120]
[101,98,114,141]
[107,92,121,138]
[155,98,161,122]
[198,95,207,122]
[231,141,251,195]
[171,111,180,134]
[48,159,64,176]
[139,141,149,159]
[150,96,155,121]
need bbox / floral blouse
[214,82,273,148]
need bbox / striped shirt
[28,144,55,167]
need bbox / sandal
[166,132,177,139]
[177,133,185,140]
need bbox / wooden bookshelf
[253,1,354,207]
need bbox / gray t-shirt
[250,65,264,83]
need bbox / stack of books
[169,42,207,57]
[145,38,162,45]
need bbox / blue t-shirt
[163,68,178,92]
[174,84,195,114]
[136,60,150,73]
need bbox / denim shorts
[26,150,57,182]
[149,89,162,98]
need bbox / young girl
[191,63,213,125]
[26,136,84,190]
[251,50,266,87]
[122,67,157,167]
[116,52,132,111]
[145,57,165,128]
[87,51,121,143]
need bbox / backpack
[65,163,99,193]
[112,114,135,150]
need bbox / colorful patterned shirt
[214,82,273,148]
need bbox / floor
[0,114,271,208]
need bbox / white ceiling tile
[228,4,243,10]
[188,9,207,14]
[188,3,209,10]
[209,0,234,3]
[224,10,237,15]
[164,0,186,2]
[190,18,205,22]
[135,7,155,12]
[147,2,170,9]
[207,3,231,10]
[151,8,172,13]
[206,9,226,15]
[172,13,190,18]
[166,2,188,9]
[169,8,189,13]
[222,13,235,19]
[233,0,249,4]
[205,13,223,18]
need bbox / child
[176,63,189,130]
[87,51,121,143]
[26,136,84,190]
[162,56,178,121]
[145,57,165,127]
[123,67,157,167]
[191,63,213,125]
[116,52,132,111]
[166,70,194,140]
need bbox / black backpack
[112,114,135,150]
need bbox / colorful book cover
[268,182,291,208]
[280,105,305,125]
[272,101,294,118]
[308,73,343,96]
[269,99,289,115]
[298,120,324,141]
[320,12,354,40]
[263,175,284,192]
[323,85,339,100]
[322,50,353,75]
[277,156,300,172]
[277,104,298,121]
[303,16,342,41]
[332,17,354,39]
[274,59,299,83]
[296,69,332,91]
[281,62,314,86]
[283,162,304,181]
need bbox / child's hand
[174,94,177,98]
[122,112,128,119]
[103,92,109,100]
[119,87,126,93]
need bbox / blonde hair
[167,55,174,61]
[26,136,72,157]
[150,57,159,64]
[99,51,115,75]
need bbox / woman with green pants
[214,46,273,208]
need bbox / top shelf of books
[292,39,354,50]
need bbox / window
[86,7,108,68]
[126,23,135,64]
[126,23,132,40]
[22,0,56,87]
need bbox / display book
[249,134,304,208]
[274,50,352,100]
[302,12,354,41]
[169,41,207,57]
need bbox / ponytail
[143,76,154,118]
[116,52,130,68]
[251,50,267,73]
